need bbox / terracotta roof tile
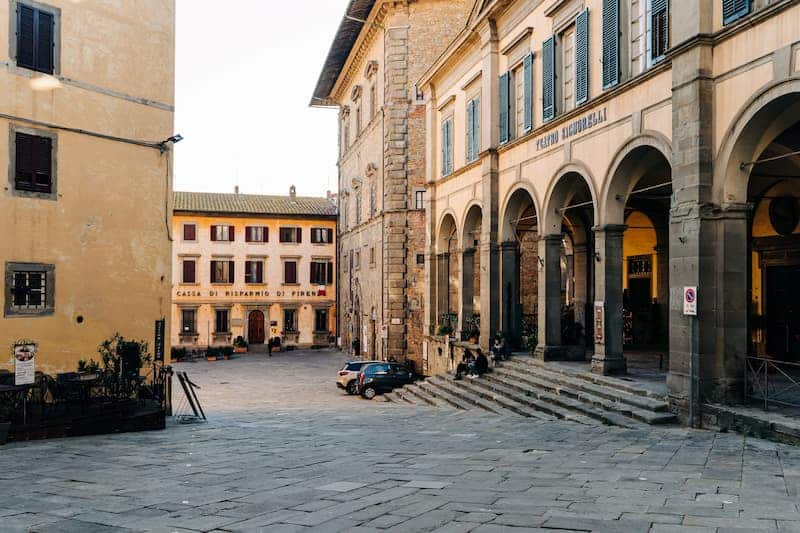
[174,191,337,217]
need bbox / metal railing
[745,356,800,409]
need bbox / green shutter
[523,53,533,131]
[473,97,480,158]
[499,72,510,144]
[575,8,589,105]
[542,36,556,121]
[466,100,475,162]
[441,120,447,175]
[602,0,620,88]
[723,0,750,25]
[442,119,453,176]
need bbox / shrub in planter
[436,325,453,337]
[206,347,220,361]
[221,346,234,360]
[233,336,248,353]
[170,347,188,362]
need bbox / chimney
[326,190,332,200]
[289,185,296,198]
[234,186,239,194]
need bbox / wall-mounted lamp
[595,252,602,263]
[537,257,545,269]
[678,236,687,244]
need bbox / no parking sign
[683,287,697,316]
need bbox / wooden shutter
[34,136,51,191]
[723,0,750,25]
[473,97,480,158]
[327,228,333,243]
[295,227,302,243]
[210,261,216,283]
[602,0,620,88]
[228,261,235,283]
[649,0,669,62]
[285,261,297,284]
[499,72,510,144]
[309,262,315,284]
[523,53,533,131]
[228,225,235,241]
[257,261,263,283]
[183,260,195,283]
[542,36,556,121]
[327,262,334,284]
[575,9,589,106]
[264,226,269,242]
[36,9,54,74]
[245,227,252,242]
[210,226,218,241]
[16,5,35,70]
[466,101,475,162]
[15,132,33,189]
[183,224,196,241]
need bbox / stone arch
[500,183,541,243]
[461,203,483,248]
[437,211,459,253]
[541,161,599,235]
[601,132,673,225]
[715,79,800,205]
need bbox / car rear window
[344,362,362,371]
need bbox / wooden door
[248,310,265,344]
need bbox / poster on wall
[13,342,36,385]
[594,302,604,344]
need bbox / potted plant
[77,358,101,380]
[206,347,220,362]
[170,347,188,362]
[436,325,453,337]
[233,336,248,354]
[222,346,234,360]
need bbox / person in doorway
[352,338,361,357]
[469,349,489,377]
[454,350,474,380]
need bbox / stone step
[402,383,455,409]
[498,363,675,425]
[448,375,590,424]
[482,370,651,429]
[514,357,666,400]
[389,388,418,405]
[416,380,472,411]
[425,376,521,418]
[462,374,600,426]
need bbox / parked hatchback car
[337,360,381,395]
[358,362,414,399]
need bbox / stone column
[535,234,562,359]
[461,248,476,332]
[500,241,521,346]
[573,244,589,333]
[654,243,669,345]
[436,253,450,330]
[592,225,627,374]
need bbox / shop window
[283,308,297,333]
[215,309,229,333]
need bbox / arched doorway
[604,138,672,375]
[435,214,459,335]
[500,187,539,349]
[539,169,596,361]
[461,205,482,342]
[248,310,265,345]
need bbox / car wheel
[362,387,377,400]
[346,381,357,395]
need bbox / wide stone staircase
[386,356,676,428]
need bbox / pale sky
[174,0,346,198]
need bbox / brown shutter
[327,228,334,243]
[245,227,251,242]
[229,226,235,241]
[210,226,217,241]
[285,261,297,284]
[257,261,263,283]
[34,136,52,191]
[310,262,315,284]
[183,260,195,283]
[210,261,216,283]
[228,261,235,283]
[264,226,269,242]
[327,262,334,284]
[296,227,302,243]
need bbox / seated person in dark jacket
[470,349,489,376]
[454,351,474,380]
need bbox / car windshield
[365,363,390,374]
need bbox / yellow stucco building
[0,1,175,375]
[171,189,337,350]
[419,0,800,416]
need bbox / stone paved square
[2,349,800,532]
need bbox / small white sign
[14,343,36,386]
[683,286,698,316]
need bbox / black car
[358,362,414,399]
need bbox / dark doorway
[765,265,800,360]
[248,310,265,344]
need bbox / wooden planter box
[233,346,247,354]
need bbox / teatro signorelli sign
[535,107,608,152]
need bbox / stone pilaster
[500,241,521,345]
[535,234,562,359]
[436,253,450,329]
[461,248,476,331]
[592,225,627,375]
[572,243,589,333]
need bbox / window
[415,190,425,210]
[602,0,621,88]
[723,0,750,25]
[284,309,297,333]
[245,260,264,284]
[370,182,376,216]
[310,261,333,285]
[561,25,577,113]
[355,98,363,135]
[284,260,298,284]
[245,226,268,243]
[279,227,302,243]
[647,0,669,65]
[183,224,197,241]
[416,254,425,265]
[14,131,53,195]
[181,309,197,334]
[575,9,590,106]
[466,96,481,162]
[311,228,334,244]
[182,259,196,284]
[369,84,377,119]
[370,247,376,265]
[210,260,234,284]
[349,249,354,272]
[355,250,361,269]
[4,262,54,317]
[523,53,534,131]
[499,71,512,143]
[355,192,362,224]
[441,117,453,177]
[15,3,57,74]
[210,225,234,242]
[314,309,329,333]
[215,309,229,333]
[542,36,556,121]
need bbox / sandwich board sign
[14,342,36,385]
[683,287,697,316]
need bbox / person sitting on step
[468,349,489,378]
[454,350,474,380]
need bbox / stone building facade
[171,189,337,350]
[311,0,471,371]
[420,0,800,417]
[0,0,175,375]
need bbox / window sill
[5,308,53,318]
[211,282,233,286]
[282,283,300,287]
[179,282,200,286]
[245,282,268,286]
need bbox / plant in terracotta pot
[206,347,220,362]
[222,346,234,360]
[233,336,248,354]
[170,347,188,362]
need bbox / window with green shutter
[441,118,453,177]
[523,53,533,131]
[466,96,480,163]
[575,9,589,106]
[499,72,510,144]
[542,36,556,121]
[602,0,620,88]
[722,0,750,25]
